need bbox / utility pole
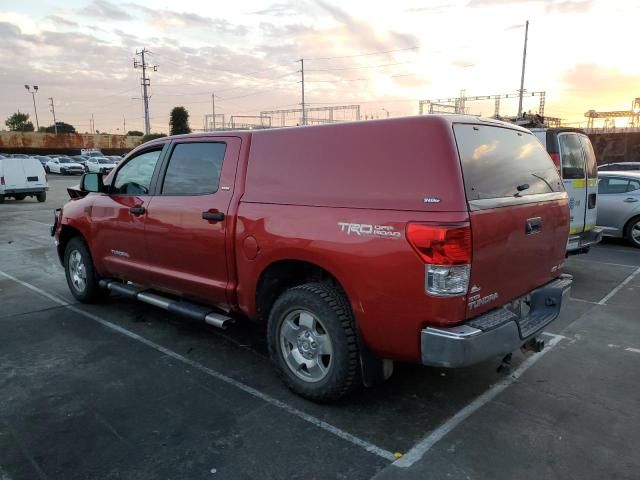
[212,93,216,130]
[134,48,158,135]
[123,116,126,134]
[48,97,58,134]
[24,85,39,130]
[90,114,95,134]
[298,59,306,126]
[517,20,529,118]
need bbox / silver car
[597,171,640,248]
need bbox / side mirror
[80,172,105,193]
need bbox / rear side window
[559,134,585,180]
[161,142,226,195]
[454,124,563,200]
[599,177,640,194]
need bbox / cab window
[161,142,226,195]
[112,149,162,195]
[559,134,585,180]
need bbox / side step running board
[98,280,232,329]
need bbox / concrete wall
[588,131,640,164]
[0,131,143,155]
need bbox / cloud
[46,15,79,28]
[251,2,304,17]
[466,0,592,13]
[81,0,133,21]
[406,3,456,13]
[562,64,639,97]
[314,0,418,54]
[127,4,247,34]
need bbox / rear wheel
[0,194,4,204]
[36,191,46,203]
[64,237,108,303]
[625,216,640,248]
[267,283,360,402]
[45,166,50,173]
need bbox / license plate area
[27,176,38,182]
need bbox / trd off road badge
[338,222,401,239]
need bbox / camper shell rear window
[453,124,563,201]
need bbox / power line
[306,61,413,72]
[306,46,419,61]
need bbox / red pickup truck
[53,116,572,401]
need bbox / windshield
[98,159,113,164]
[454,124,563,200]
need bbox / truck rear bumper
[3,187,47,194]
[420,274,572,368]
[567,227,603,252]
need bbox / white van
[0,157,48,203]
[531,128,602,254]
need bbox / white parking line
[568,258,639,269]
[393,334,564,468]
[625,347,640,354]
[0,271,397,462]
[597,266,640,305]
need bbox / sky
[0,0,638,133]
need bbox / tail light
[406,223,472,296]
[550,152,561,172]
[0,176,4,186]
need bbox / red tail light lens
[549,152,561,172]
[406,223,471,265]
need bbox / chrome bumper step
[98,280,232,329]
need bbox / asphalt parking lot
[1,175,639,480]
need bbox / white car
[85,157,118,174]
[0,156,48,203]
[45,157,85,175]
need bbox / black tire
[45,166,50,173]
[625,216,640,248]
[64,237,108,303]
[61,168,67,175]
[267,283,360,402]
[14,194,25,201]
[0,194,4,204]
[36,191,46,203]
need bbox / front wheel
[626,216,640,248]
[36,191,46,202]
[64,237,108,303]
[267,283,360,402]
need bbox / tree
[45,122,76,134]
[141,133,167,143]
[127,130,144,136]
[5,112,34,132]
[169,106,191,135]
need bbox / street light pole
[24,85,40,130]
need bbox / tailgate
[453,123,569,319]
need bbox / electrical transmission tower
[134,48,158,135]
[48,97,58,134]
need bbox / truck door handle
[202,210,225,222]
[525,217,542,235]
[624,198,639,203]
[129,206,146,215]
